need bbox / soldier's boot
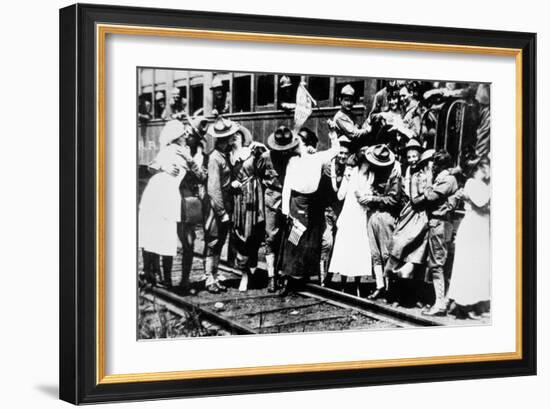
[423,274,447,316]
[368,265,386,300]
[161,256,173,288]
[266,253,277,293]
[319,258,327,286]
[204,255,220,294]
[212,254,227,292]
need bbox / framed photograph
[59,3,536,404]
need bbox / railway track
[141,259,441,336]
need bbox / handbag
[181,196,203,225]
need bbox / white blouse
[282,141,339,215]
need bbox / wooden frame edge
[94,23,525,385]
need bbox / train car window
[154,90,166,119]
[256,75,275,106]
[277,75,300,110]
[178,86,187,99]
[334,80,365,105]
[138,93,153,122]
[190,84,203,115]
[233,75,251,113]
[308,76,330,101]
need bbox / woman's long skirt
[280,190,325,280]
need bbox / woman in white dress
[447,156,491,319]
[328,151,373,296]
[139,120,191,287]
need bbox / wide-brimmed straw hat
[404,138,423,153]
[207,117,240,139]
[364,144,396,167]
[159,120,186,146]
[267,126,300,151]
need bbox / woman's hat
[155,91,165,101]
[236,123,253,146]
[404,138,423,153]
[267,126,300,151]
[364,144,396,167]
[207,117,240,138]
[418,148,435,165]
[159,120,186,146]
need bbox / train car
[138,69,381,166]
[137,68,478,168]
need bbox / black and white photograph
[136,68,492,339]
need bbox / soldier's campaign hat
[207,116,240,138]
[267,125,300,151]
[417,148,435,166]
[404,138,423,153]
[210,77,224,90]
[155,91,165,101]
[364,144,396,167]
[279,75,292,88]
[340,84,355,97]
[159,120,186,146]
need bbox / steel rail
[147,286,258,335]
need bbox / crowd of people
[138,79,491,320]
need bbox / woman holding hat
[139,120,194,287]
[203,116,240,293]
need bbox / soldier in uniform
[175,117,209,294]
[211,77,230,116]
[416,150,459,316]
[256,126,300,292]
[332,84,372,147]
[278,75,296,112]
[203,117,240,293]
